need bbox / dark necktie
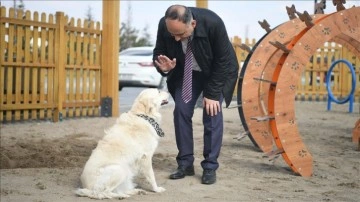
[182,37,192,103]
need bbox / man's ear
[191,20,196,28]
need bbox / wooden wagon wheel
[268,6,360,177]
[237,34,268,149]
[239,14,325,153]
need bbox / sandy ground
[1,101,359,202]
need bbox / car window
[120,49,153,56]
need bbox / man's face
[165,19,196,41]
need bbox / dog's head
[129,88,169,121]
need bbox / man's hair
[165,5,192,24]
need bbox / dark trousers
[173,71,223,171]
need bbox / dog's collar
[136,114,164,137]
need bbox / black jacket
[153,7,239,107]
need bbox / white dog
[75,88,169,199]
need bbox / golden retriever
[75,88,169,199]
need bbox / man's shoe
[201,169,216,184]
[169,166,195,179]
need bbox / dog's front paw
[153,186,166,193]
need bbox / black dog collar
[136,114,165,137]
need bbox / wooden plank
[64,25,101,35]
[47,14,54,119]
[14,10,23,121]
[83,20,89,67]
[88,22,96,117]
[2,93,46,103]
[31,11,39,119]
[53,12,66,122]
[89,21,95,66]
[75,69,81,117]
[94,68,100,116]
[101,0,119,116]
[23,11,31,120]
[95,22,101,66]
[67,18,75,117]
[38,13,47,119]
[1,62,54,67]
[93,22,101,116]
[88,70,94,116]
[0,7,6,121]
[82,24,89,116]
[1,103,56,110]
[341,48,350,98]
[75,20,82,117]
[65,64,100,70]
[5,8,15,121]
[82,69,89,116]
[62,101,100,108]
[68,74,75,118]
[0,16,56,29]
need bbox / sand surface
[1,101,359,202]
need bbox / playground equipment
[326,59,356,113]
[237,13,326,154]
[237,4,359,177]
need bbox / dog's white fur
[75,89,168,199]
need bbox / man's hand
[154,55,176,72]
[203,97,221,116]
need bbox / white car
[118,46,166,90]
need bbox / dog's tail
[75,188,128,199]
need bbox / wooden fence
[0,6,359,122]
[297,43,359,101]
[0,7,102,122]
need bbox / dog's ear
[143,99,156,115]
[130,90,156,115]
[130,91,145,114]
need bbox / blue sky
[2,0,359,43]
